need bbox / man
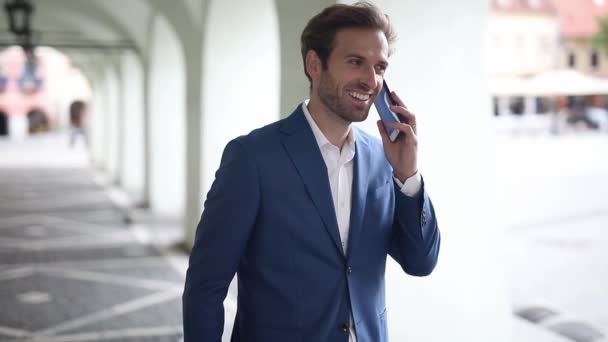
[69,100,88,147]
[183,2,440,341]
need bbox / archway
[0,111,7,136]
[26,109,49,134]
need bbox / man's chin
[341,111,369,123]
[352,113,369,122]
[354,106,372,121]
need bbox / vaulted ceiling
[0,0,199,74]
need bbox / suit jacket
[183,105,440,342]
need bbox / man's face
[316,28,389,123]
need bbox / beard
[317,69,374,123]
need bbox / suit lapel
[346,131,370,260]
[280,107,344,256]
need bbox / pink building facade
[0,47,54,137]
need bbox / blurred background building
[486,0,559,77]
[0,1,605,342]
[487,0,608,77]
[554,0,608,75]
[487,0,608,131]
[0,46,91,138]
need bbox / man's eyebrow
[345,54,389,65]
[345,53,365,60]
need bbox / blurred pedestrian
[69,100,88,146]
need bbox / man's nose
[359,65,377,91]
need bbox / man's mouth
[347,91,371,101]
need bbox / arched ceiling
[0,0,195,72]
[32,7,125,43]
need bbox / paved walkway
[1,128,606,342]
[496,130,608,342]
[0,134,186,342]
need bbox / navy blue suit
[183,105,440,341]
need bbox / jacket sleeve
[182,138,260,342]
[388,179,441,276]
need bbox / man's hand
[376,91,418,182]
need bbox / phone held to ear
[374,80,402,142]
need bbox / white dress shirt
[301,101,421,341]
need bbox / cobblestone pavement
[0,142,185,342]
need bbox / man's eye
[375,65,387,74]
[349,59,362,66]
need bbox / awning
[488,69,608,96]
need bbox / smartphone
[374,80,402,142]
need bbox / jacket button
[340,323,349,332]
[347,265,352,274]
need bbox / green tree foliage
[592,15,608,56]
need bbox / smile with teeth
[348,91,371,101]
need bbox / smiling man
[183,2,441,342]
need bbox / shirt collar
[301,100,356,153]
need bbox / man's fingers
[390,106,416,125]
[390,91,406,108]
[389,91,416,127]
[388,122,417,138]
[377,120,390,145]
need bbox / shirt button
[340,323,349,332]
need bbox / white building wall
[120,51,146,201]
[201,0,280,201]
[90,76,107,167]
[148,13,187,217]
[103,64,121,181]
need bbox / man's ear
[305,50,322,81]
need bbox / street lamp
[18,56,43,94]
[4,0,33,36]
[0,67,7,93]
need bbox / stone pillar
[275,0,337,117]
[8,115,27,140]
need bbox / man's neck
[307,98,351,149]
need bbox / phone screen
[374,80,401,142]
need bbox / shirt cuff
[393,170,422,197]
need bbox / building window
[568,52,576,68]
[591,50,600,69]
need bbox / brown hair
[300,1,397,82]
